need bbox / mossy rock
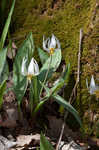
[12,0,96,67]
[12,0,99,135]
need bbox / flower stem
[29,82,34,115]
[40,55,52,97]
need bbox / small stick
[69,29,83,103]
[56,29,83,150]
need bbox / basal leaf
[40,133,54,150]
[53,94,82,127]
[13,32,34,84]
[37,48,49,65]
[0,0,15,51]
[29,76,40,113]
[40,49,61,73]
[0,61,9,84]
[32,76,39,105]
[0,48,7,78]
[38,50,61,90]
[13,32,34,104]
[32,100,47,116]
[62,63,70,81]
[14,77,28,105]
[0,80,6,109]
[51,63,70,94]
[39,81,50,97]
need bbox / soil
[0,60,99,150]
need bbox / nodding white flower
[21,57,39,81]
[86,75,99,95]
[43,34,61,55]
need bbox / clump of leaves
[0,0,15,110]
[0,0,82,127]
[12,33,82,127]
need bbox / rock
[0,135,16,150]
[59,140,89,150]
[0,108,18,128]
[16,134,40,147]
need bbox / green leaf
[0,80,6,109]
[13,32,34,105]
[0,61,9,83]
[51,78,64,95]
[62,63,70,81]
[51,63,70,94]
[0,48,7,78]
[32,76,39,105]
[40,49,61,73]
[13,32,34,84]
[29,76,39,113]
[40,133,54,150]
[39,81,50,97]
[32,100,47,116]
[0,0,15,51]
[14,77,28,105]
[53,94,82,127]
[38,50,61,91]
[38,48,49,65]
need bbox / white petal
[28,58,34,75]
[50,34,56,49]
[33,58,39,75]
[21,57,27,76]
[43,36,50,52]
[28,58,39,76]
[90,75,95,88]
[89,75,96,94]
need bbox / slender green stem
[29,82,34,115]
[40,55,52,97]
[33,76,39,105]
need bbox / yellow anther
[27,74,33,82]
[50,48,54,55]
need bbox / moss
[13,0,96,67]
[12,0,99,136]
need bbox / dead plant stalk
[56,29,83,150]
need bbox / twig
[69,29,83,103]
[56,29,83,150]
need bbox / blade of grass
[0,80,6,109]
[0,0,15,51]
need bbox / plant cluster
[0,0,82,126]
[0,0,85,149]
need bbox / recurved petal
[43,36,49,52]
[28,58,35,75]
[90,86,97,95]
[50,34,56,49]
[33,59,39,75]
[90,75,95,88]
[28,58,39,76]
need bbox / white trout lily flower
[43,34,61,55]
[21,57,39,82]
[86,75,99,95]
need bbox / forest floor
[0,77,99,150]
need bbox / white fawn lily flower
[86,75,99,95]
[21,57,39,82]
[43,34,61,55]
